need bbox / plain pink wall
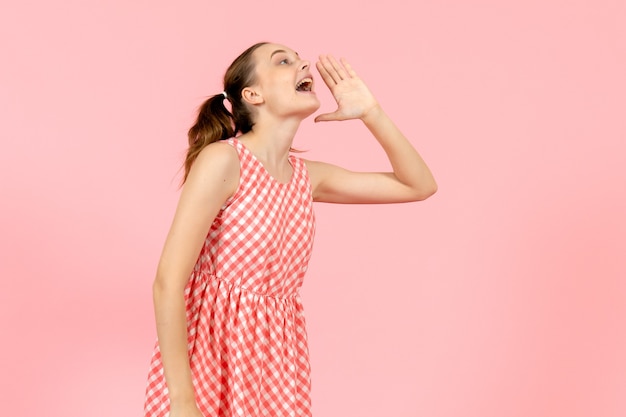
[1,1,625,416]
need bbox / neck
[238,116,301,165]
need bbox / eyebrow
[270,49,300,59]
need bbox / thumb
[314,111,342,123]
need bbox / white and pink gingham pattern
[144,137,316,417]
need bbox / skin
[152,43,437,417]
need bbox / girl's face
[248,43,320,119]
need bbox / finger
[318,54,343,84]
[327,55,349,81]
[314,111,343,123]
[340,58,358,78]
[315,60,337,89]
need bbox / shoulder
[303,158,344,179]
[302,159,326,175]
[195,139,239,167]
[185,140,240,199]
[302,159,345,197]
[302,159,322,188]
[191,140,240,177]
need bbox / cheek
[265,80,294,101]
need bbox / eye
[279,58,290,65]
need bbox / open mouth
[296,78,313,92]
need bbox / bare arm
[152,142,239,413]
[307,55,437,204]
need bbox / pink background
[1,1,625,416]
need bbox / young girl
[144,42,437,417]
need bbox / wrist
[360,104,384,125]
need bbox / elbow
[412,180,438,201]
[152,274,166,304]
[152,275,164,296]
[427,181,438,198]
[152,268,187,301]
[152,267,168,294]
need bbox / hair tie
[222,91,228,99]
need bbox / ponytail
[183,94,235,182]
[181,42,268,184]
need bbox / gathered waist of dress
[202,273,303,301]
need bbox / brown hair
[183,42,268,182]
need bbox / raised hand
[314,55,380,123]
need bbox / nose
[300,60,310,71]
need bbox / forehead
[255,43,298,61]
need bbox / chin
[304,97,321,115]
[304,102,321,118]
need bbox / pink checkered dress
[144,137,315,417]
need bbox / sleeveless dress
[144,137,316,417]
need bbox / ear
[241,87,264,105]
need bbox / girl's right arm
[152,142,240,415]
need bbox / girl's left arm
[305,55,437,204]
